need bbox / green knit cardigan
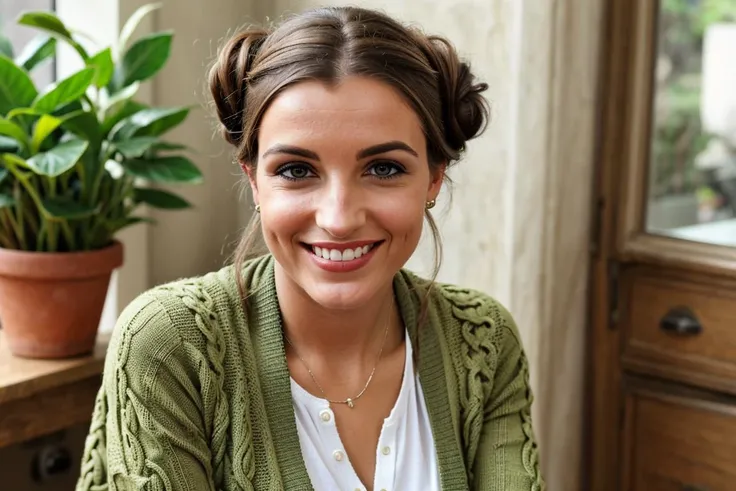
[76,254,544,490]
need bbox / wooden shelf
[0,330,109,448]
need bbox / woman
[77,6,544,491]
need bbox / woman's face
[250,76,443,310]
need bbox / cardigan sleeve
[471,302,545,491]
[76,294,215,491]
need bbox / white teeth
[311,244,375,261]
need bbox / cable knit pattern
[76,254,544,491]
[159,281,244,490]
[440,285,499,484]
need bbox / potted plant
[0,4,202,358]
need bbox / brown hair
[209,6,489,318]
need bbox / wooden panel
[622,383,736,491]
[0,375,100,448]
[0,330,108,404]
[622,268,736,395]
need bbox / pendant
[346,398,354,408]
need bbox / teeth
[311,244,374,261]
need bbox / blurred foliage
[650,0,735,199]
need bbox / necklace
[283,303,392,409]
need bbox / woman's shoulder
[107,261,248,365]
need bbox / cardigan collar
[248,255,467,490]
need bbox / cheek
[257,186,312,245]
[376,192,426,242]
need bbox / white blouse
[290,332,441,491]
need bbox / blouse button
[381,446,391,455]
[333,450,345,462]
[319,410,331,422]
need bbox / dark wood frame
[586,0,736,489]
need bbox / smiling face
[248,76,443,310]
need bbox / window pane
[646,1,736,247]
[0,0,55,86]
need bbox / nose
[315,180,366,239]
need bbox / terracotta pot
[0,241,123,359]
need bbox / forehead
[258,77,427,156]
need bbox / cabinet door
[622,381,736,491]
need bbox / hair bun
[425,36,490,155]
[209,29,269,147]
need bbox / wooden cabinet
[621,380,736,491]
[588,0,736,489]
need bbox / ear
[242,161,259,204]
[427,162,446,201]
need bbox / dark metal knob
[660,307,702,336]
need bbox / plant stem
[0,210,18,249]
[60,221,76,250]
[47,221,57,252]
[36,222,46,252]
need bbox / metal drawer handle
[660,307,702,336]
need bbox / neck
[274,264,403,366]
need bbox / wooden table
[0,331,109,448]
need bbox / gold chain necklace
[283,304,392,409]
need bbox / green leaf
[124,156,203,183]
[17,11,88,61]
[15,35,56,72]
[41,196,97,220]
[114,137,158,158]
[111,106,189,140]
[118,3,163,56]
[0,35,13,58]
[0,55,38,116]
[87,48,114,88]
[112,32,172,91]
[0,192,15,208]
[31,114,63,153]
[102,81,139,111]
[106,215,156,233]
[0,135,19,153]
[0,118,29,148]
[150,141,188,152]
[33,67,95,113]
[26,139,88,177]
[133,188,192,210]
[61,110,102,144]
[134,187,191,209]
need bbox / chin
[302,279,387,311]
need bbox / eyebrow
[260,140,419,161]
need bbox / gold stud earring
[425,199,436,210]
[255,204,261,213]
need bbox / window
[0,0,55,86]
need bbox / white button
[319,410,331,422]
[381,446,391,455]
[333,450,344,462]
[381,489,388,491]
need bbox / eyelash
[275,161,406,182]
